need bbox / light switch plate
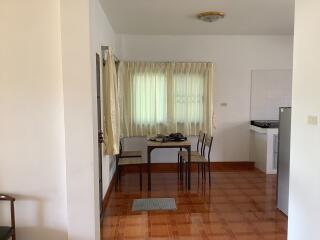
[308,115,318,126]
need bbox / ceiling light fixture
[197,11,225,22]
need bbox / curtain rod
[101,46,120,65]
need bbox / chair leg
[180,156,183,182]
[178,148,182,182]
[181,157,184,182]
[139,166,142,191]
[118,167,121,190]
[185,161,188,187]
[177,154,180,179]
[201,164,204,183]
[208,162,211,186]
[198,163,200,183]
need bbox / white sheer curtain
[102,50,120,155]
[118,62,214,137]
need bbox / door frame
[95,53,104,220]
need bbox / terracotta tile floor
[101,170,287,239]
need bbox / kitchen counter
[250,125,278,174]
[250,125,278,134]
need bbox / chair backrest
[202,135,213,161]
[0,194,15,233]
[196,131,206,154]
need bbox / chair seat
[118,157,144,166]
[182,155,208,163]
[0,226,13,240]
[179,151,202,162]
[120,151,142,158]
[178,151,200,157]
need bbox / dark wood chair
[177,131,206,181]
[182,135,213,185]
[0,194,15,240]
[115,140,143,191]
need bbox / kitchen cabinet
[250,125,278,174]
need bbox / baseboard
[120,162,255,174]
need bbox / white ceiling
[99,0,295,35]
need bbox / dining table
[146,140,192,191]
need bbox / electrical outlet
[307,115,318,126]
[220,102,228,107]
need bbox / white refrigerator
[277,107,291,215]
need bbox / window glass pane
[133,73,167,124]
[174,73,204,123]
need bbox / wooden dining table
[147,140,192,191]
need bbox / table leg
[147,146,151,191]
[188,146,191,190]
[178,147,182,181]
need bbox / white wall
[288,0,320,239]
[93,1,121,196]
[0,0,115,239]
[251,70,292,120]
[121,35,293,163]
[0,1,67,239]
[60,0,120,237]
[60,0,102,238]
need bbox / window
[174,73,204,123]
[133,73,167,124]
[133,73,204,124]
[119,62,214,136]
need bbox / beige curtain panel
[102,50,120,155]
[118,61,214,137]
